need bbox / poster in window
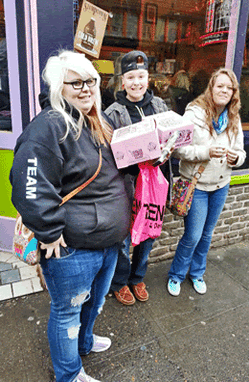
[74,0,109,58]
[146,4,157,23]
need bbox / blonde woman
[10,50,131,382]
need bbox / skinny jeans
[168,183,229,283]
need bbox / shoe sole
[167,284,180,296]
[91,342,111,353]
[114,292,135,305]
[191,279,207,294]
[133,294,149,302]
[193,286,207,294]
[132,289,149,302]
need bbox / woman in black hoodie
[10,50,131,382]
[105,51,173,306]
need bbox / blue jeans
[110,233,154,291]
[168,184,229,283]
[40,245,118,382]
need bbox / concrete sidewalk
[1,241,249,382]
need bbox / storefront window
[74,0,248,174]
[0,0,11,132]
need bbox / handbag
[12,148,102,265]
[167,162,207,217]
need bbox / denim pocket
[54,245,76,260]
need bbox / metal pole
[226,0,249,81]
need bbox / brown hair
[85,103,113,145]
[190,68,241,137]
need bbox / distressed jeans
[168,184,229,283]
[40,245,118,382]
[110,233,155,291]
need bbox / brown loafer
[114,286,135,305]
[131,282,149,302]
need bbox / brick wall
[149,183,249,263]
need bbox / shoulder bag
[167,162,207,217]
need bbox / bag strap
[190,161,208,187]
[179,161,208,212]
[59,148,102,206]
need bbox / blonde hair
[42,50,112,144]
[190,68,241,137]
[171,70,190,91]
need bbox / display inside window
[73,0,249,175]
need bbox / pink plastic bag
[130,162,169,246]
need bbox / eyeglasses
[63,78,97,90]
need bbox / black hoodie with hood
[10,93,131,249]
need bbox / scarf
[212,108,228,134]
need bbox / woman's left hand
[227,149,238,165]
[40,234,67,259]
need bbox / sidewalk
[0,251,43,301]
[1,241,249,382]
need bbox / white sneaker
[85,375,102,382]
[74,368,101,382]
[191,278,207,294]
[167,278,181,296]
[91,334,111,353]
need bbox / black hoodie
[115,89,155,124]
[10,97,131,249]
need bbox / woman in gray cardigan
[105,50,172,305]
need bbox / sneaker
[73,367,101,382]
[191,278,207,294]
[167,278,181,296]
[131,282,149,302]
[114,285,135,305]
[91,334,111,352]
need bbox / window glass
[75,0,248,172]
[127,13,138,39]
[155,18,165,42]
[106,12,123,37]
[0,1,11,132]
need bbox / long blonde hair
[191,68,241,137]
[42,50,112,145]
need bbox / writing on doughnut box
[146,110,194,149]
[111,118,161,169]
[111,111,194,169]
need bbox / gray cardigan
[105,96,168,128]
[105,96,174,202]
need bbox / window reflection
[0,0,11,132]
[74,0,242,120]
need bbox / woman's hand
[227,149,238,165]
[40,234,67,259]
[209,146,226,158]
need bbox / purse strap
[190,161,208,187]
[59,147,102,206]
[179,161,208,213]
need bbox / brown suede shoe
[114,286,135,305]
[131,282,149,302]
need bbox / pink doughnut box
[152,110,194,148]
[111,118,161,169]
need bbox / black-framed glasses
[63,78,97,90]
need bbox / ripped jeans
[40,244,118,382]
